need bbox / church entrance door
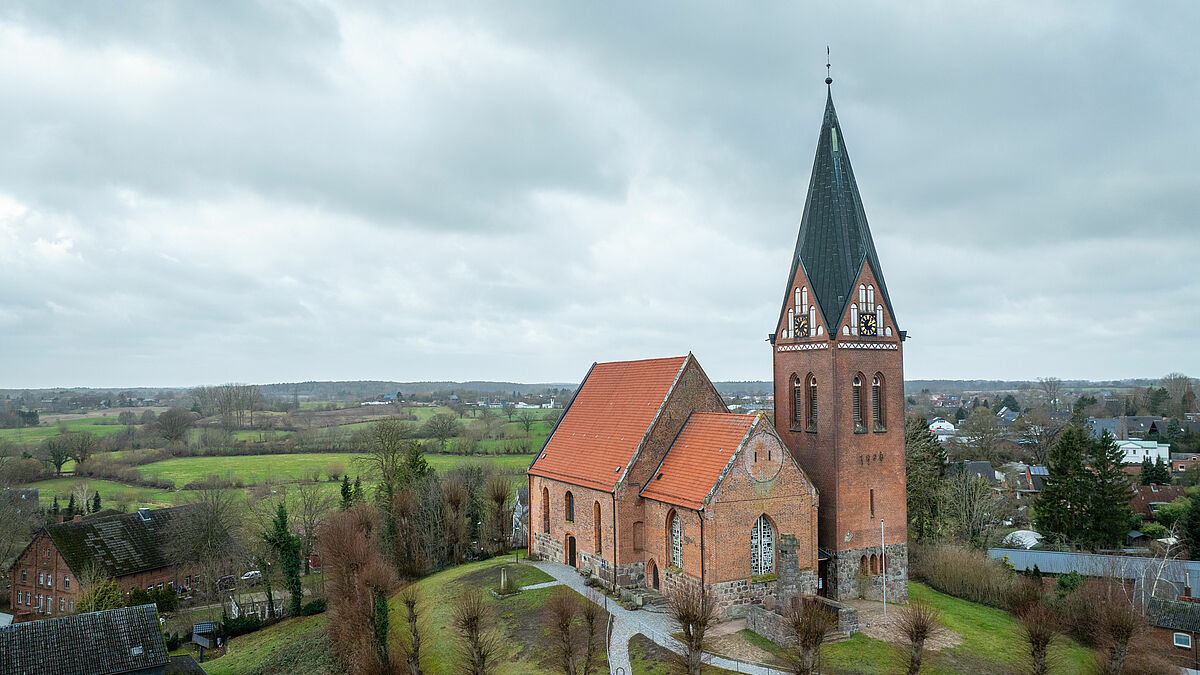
[647,559,659,590]
[567,536,577,567]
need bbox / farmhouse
[8,505,201,622]
[529,79,909,608]
[0,604,170,675]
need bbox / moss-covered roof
[0,604,169,675]
[46,505,198,579]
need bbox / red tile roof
[639,412,758,510]
[528,356,688,492]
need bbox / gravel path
[529,561,790,675]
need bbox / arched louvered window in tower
[872,373,885,431]
[852,375,865,431]
[751,515,775,576]
[792,376,803,427]
[808,375,818,431]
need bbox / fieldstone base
[829,542,908,603]
[746,596,859,646]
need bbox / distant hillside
[258,380,576,399]
[904,378,1159,395]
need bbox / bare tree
[361,419,412,490]
[71,481,93,513]
[320,506,397,675]
[156,408,195,444]
[165,488,244,604]
[1019,603,1059,675]
[1019,407,1067,466]
[1097,599,1139,675]
[897,599,941,675]
[665,582,717,675]
[444,479,468,564]
[782,598,836,675]
[452,589,498,675]
[517,410,537,436]
[291,482,336,575]
[578,591,602,675]
[422,414,462,451]
[64,431,98,465]
[546,587,579,675]
[484,475,511,554]
[398,585,424,675]
[501,402,516,422]
[1038,377,1063,412]
[944,470,1002,548]
[958,407,1004,463]
[1161,373,1197,418]
[40,437,72,476]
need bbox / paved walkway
[528,561,789,675]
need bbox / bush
[910,545,1016,609]
[151,587,178,613]
[1055,571,1084,598]
[301,598,327,615]
[1141,521,1168,539]
[222,615,263,638]
[163,632,183,651]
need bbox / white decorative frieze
[836,342,899,350]
[776,343,830,352]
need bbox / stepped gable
[528,355,688,491]
[639,412,758,510]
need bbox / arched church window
[751,515,775,576]
[857,284,880,336]
[876,305,884,330]
[565,491,574,522]
[786,308,794,339]
[850,305,858,335]
[542,487,550,533]
[669,513,682,568]
[852,375,865,431]
[873,374,885,431]
[807,375,818,431]
[594,501,602,553]
[792,376,803,427]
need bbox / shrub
[301,598,327,615]
[222,615,262,638]
[910,544,1015,609]
[1055,571,1084,598]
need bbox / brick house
[8,506,200,622]
[528,355,819,618]
[1147,596,1200,672]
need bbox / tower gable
[772,261,830,344]
[831,260,899,340]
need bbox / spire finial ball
[825,76,833,85]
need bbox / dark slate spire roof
[783,89,897,330]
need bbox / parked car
[240,570,262,585]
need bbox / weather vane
[826,46,833,85]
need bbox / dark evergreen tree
[353,476,364,503]
[403,440,431,485]
[1182,496,1200,561]
[1154,456,1172,485]
[1086,431,1133,549]
[52,496,59,515]
[265,502,303,616]
[905,417,946,541]
[92,491,101,513]
[1139,457,1155,485]
[67,493,76,516]
[954,407,968,423]
[340,474,352,510]
[1034,427,1090,542]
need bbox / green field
[203,556,578,675]
[0,417,135,445]
[22,477,186,511]
[136,452,536,486]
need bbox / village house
[0,604,170,675]
[8,505,202,622]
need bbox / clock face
[793,314,809,338]
[859,312,878,336]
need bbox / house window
[46,573,52,587]
[59,597,64,612]
[751,515,775,576]
[852,376,865,431]
[669,513,682,569]
[565,491,574,523]
[38,572,43,585]
[807,375,818,431]
[69,599,75,612]
[21,570,26,583]
[64,575,69,590]
[1175,632,1192,648]
[542,487,550,533]
[872,373,885,431]
[593,501,602,554]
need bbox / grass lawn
[0,417,135,445]
[204,556,580,675]
[628,634,738,675]
[19,477,187,511]
[136,452,536,486]
[819,582,1095,675]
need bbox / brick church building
[528,81,907,611]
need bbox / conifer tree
[1154,456,1172,484]
[1035,427,1090,542]
[353,476,364,503]
[67,493,76,516]
[1182,496,1200,561]
[905,417,947,541]
[1086,431,1133,549]
[52,496,59,515]
[265,502,303,616]
[1139,457,1155,486]
[340,474,352,510]
[93,491,101,513]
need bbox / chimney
[73,514,82,523]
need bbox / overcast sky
[2,2,1197,389]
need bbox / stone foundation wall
[746,596,858,646]
[531,531,563,565]
[830,542,908,602]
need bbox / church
[527,80,908,613]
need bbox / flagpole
[881,518,887,622]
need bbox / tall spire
[784,86,896,330]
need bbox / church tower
[770,80,908,602]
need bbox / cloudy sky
[2,2,1197,389]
